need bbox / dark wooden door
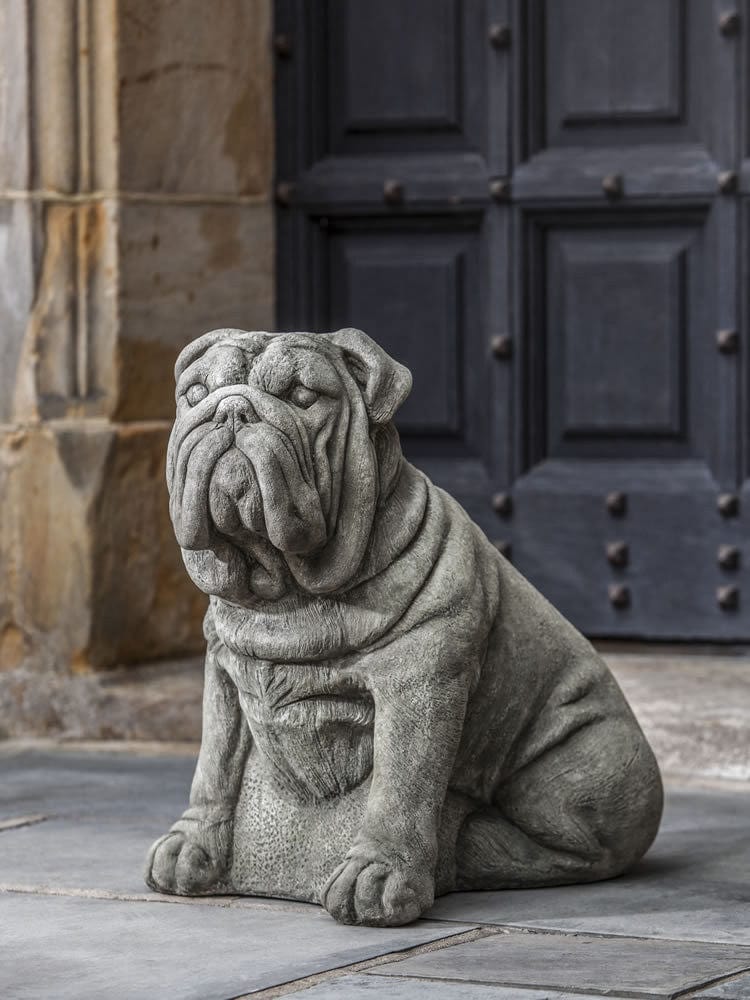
[274,0,750,640]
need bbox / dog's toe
[322,855,432,926]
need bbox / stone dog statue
[145,327,663,927]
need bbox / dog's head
[167,328,411,603]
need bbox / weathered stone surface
[606,651,750,783]
[6,198,120,424]
[1,746,748,999]
[0,2,30,190]
[0,424,206,730]
[0,0,276,719]
[295,976,613,1000]
[374,932,750,998]
[115,202,274,421]
[145,328,663,928]
[0,199,35,424]
[117,0,273,196]
[0,659,204,742]
[695,972,750,998]
[0,893,472,1000]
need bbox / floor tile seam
[421,917,750,950]
[361,966,750,1000]
[676,965,750,998]
[0,884,314,913]
[2,884,749,954]
[230,926,497,999]
[0,814,48,832]
[361,968,679,999]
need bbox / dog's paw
[321,851,435,926]
[145,825,229,895]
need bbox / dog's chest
[221,648,374,803]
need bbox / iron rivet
[719,11,740,36]
[491,492,513,517]
[489,23,511,48]
[606,491,627,516]
[609,584,630,609]
[275,181,296,206]
[383,179,404,205]
[489,178,511,201]
[602,174,624,199]
[718,545,740,570]
[718,170,738,194]
[490,334,513,359]
[717,328,739,353]
[717,493,739,517]
[494,540,512,559]
[273,33,293,57]
[717,584,739,610]
[606,541,629,568]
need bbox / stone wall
[0,0,274,735]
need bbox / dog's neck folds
[210,459,445,664]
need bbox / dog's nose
[214,395,259,429]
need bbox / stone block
[0,197,119,425]
[607,651,750,783]
[117,0,273,196]
[696,972,750,998]
[115,201,274,420]
[298,976,610,999]
[0,1,31,190]
[0,423,206,735]
[0,198,35,423]
[375,932,750,998]
[0,893,472,1000]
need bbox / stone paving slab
[0,815,192,896]
[428,786,750,945]
[2,747,750,998]
[0,892,475,1000]
[2,749,750,946]
[0,748,196,896]
[606,652,750,783]
[0,745,193,820]
[374,932,750,999]
[292,972,613,998]
[695,972,750,998]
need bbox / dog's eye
[185,383,209,406]
[288,385,318,409]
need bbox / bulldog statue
[145,327,663,927]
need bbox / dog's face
[167,328,411,603]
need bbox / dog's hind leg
[455,716,663,889]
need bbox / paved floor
[1,744,750,999]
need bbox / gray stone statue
[145,327,663,926]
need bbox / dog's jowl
[145,327,663,927]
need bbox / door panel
[326,0,489,157]
[275,0,747,639]
[533,211,715,463]
[327,224,476,435]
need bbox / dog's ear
[325,328,412,424]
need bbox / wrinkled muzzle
[168,390,327,557]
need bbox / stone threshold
[1,647,748,787]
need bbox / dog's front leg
[322,635,473,926]
[145,624,250,895]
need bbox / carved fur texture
[145,327,663,927]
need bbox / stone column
[0,0,274,735]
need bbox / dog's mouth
[170,418,327,559]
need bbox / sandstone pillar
[0,0,274,735]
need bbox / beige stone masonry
[0,0,275,722]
